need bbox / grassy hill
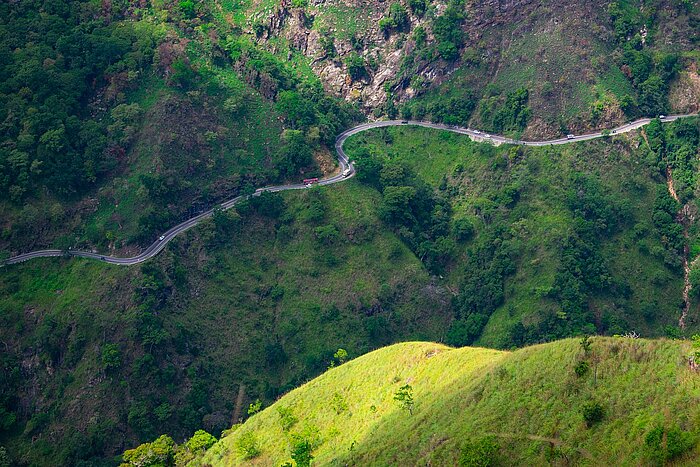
[199,337,700,466]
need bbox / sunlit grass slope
[200,338,700,466]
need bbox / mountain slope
[232,0,700,136]
[200,337,700,465]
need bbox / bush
[459,436,499,467]
[186,430,217,453]
[581,401,605,427]
[101,343,122,372]
[408,0,428,16]
[645,424,695,464]
[574,360,590,377]
[345,52,366,81]
[277,406,298,431]
[121,434,175,466]
[236,432,261,460]
[291,437,314,467]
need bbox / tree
[314,224,339,245]
[0,447,9,467]
[333,348,348,364]
[185,430,217,453]
[645,424,695,464]
[581,400,605,427]
[101,343,122,372]
[638,74,667,116]
[120,434,175,466]
[408,0,428,16]
[345,52,366,81]
[393,384,414,415]
[248,399,262,416]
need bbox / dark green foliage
[644,424,695,464]
[581,401,605,427]
[345,53,367,81]
[550,174,630,335]
[432,0,466,60]
[276,91,317,129]
[413,26,427,47]
[453,216,475,241]
[607,2,682,117]
[379,3,410,34]
[458,436,499,467]
[0,0,165,201]
[492,88,531,133]
[291,438,314,467]
[408,0,429,16]
[574,360,590,377]
[101,344,122,372]
[241,191,287,218]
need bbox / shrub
[581,401,605,427]
[394,384,414,415]
[345,52,366,81]
[247,399,262,416]
[236,432,261,460]
[330,392,348,414]
[645,424,695,464]
[186,430,217,453]
[277,406,298,431]
[574,360,590,377]
[291,438,314,467]
[101,343,122,372]
[121,434,175,466]
[459,436,499,467]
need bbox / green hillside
[0,182,451,466]
[198,337,700,466]
[342,118,700,347]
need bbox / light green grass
[201,337,700,465]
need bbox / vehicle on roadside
[659,115,666,119]
[303,177,319,186]
[342,168,351,177]
[567,134,575,139]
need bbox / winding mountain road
[3,113,696,267]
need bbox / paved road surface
[4,113,696,266]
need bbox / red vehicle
[303,178,319,186]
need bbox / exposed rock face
[248,0,698,135]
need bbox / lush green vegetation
[344,119,700,347]
[196,337,700,465]
[0,182,452,465]
[1,0,698,465]
[0,0,361,256]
